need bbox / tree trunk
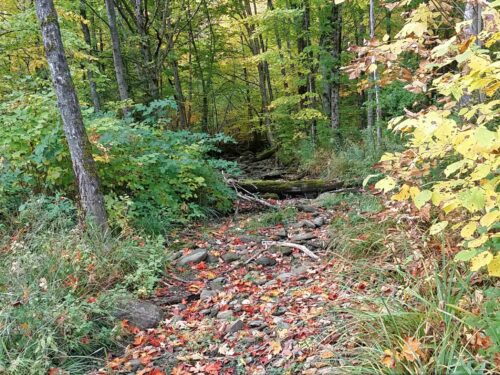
[330,3,342,131]
[80,1,101,112]
[369,0,382,147]
[239,179,346,195]
[243,0,273,144]
[461,1,483,106]
[133,0,159,100]
[36,0,108,233]
[104,0,129,109]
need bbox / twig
[222,172,277,209]
[263,241,320,261]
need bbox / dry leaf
[402,337,425,362]
[380,349,398,368]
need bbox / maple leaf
[380,349,398,368]
[401,337,425,362]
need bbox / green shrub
[0,196,169,374]
[0,90,237,234]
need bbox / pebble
[255,256,277,266]
[217,310,234,320]
[226,319,244,335]
[290,233,317,242]
[222,252,241,263]
[200,289,217,300]
[313,217,325,227]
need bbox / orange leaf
[380,349,397,368]
[402,337,425,362]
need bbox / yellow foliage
[373,3,500,276]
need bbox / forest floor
[93,193,446,375]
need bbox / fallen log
[239,179,345,195]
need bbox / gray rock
[248,320,266,328]
[206,254,219,264]
[209,277,227,291]
[272,306,287,316]
[297,204,318,213]
[227,319,244,335]
[291,265,309,276]
[177,249,208,266]
[239,235,264,243]
[313,217,325,227]
[300,220,317,229]
[200,289,217,300]
[309,239,327,249]
[276,229,287,238]
[222,252,241,263]
[113,298,163,330]
[276,246,293,256]
[276,272,291,282]
[255,256,277,266]
[126,359,143,372]
[217,310,234,320]
[290,232,317,242]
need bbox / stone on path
[222,252,241,263]
[113,298,164,329]
[177,249,208,266]
[290,232,317,242]
[255,256,277,266]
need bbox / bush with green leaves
[0,88,237,233]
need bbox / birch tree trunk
[104,0,130,107]
[35,0,108,233]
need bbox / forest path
[98,196,378,375]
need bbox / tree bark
[35,0,108,233]
[239,179,346,195]
[330,3,342,131]
[133,0,159,100]
[80,0,101,112]
[369,0,382,147]
[104,0,129,108]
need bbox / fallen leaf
[380,349,397,368]
[402,337,425,362]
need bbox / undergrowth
[246,207,298,230]
[0,196,169,374]
[321,197,499,374]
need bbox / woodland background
[0,0,498,374]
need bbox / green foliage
[0,196,169,374]
[0,90,237,234]
[316,192,382,214]
[246,207,298,230]
[379,81,424,120]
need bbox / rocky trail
[94,189,409,375]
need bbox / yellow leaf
[460,221,477,239]
[470,251,493,272]
[480,210,499,228]
[391,184,410,201]
[269,341,282,355]
[429,221,448,235]
[375,177,397,193]
[468,234,488,248]
[487,255,500,277]
[413,189,432,209]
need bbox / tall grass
[0,196,169,374]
